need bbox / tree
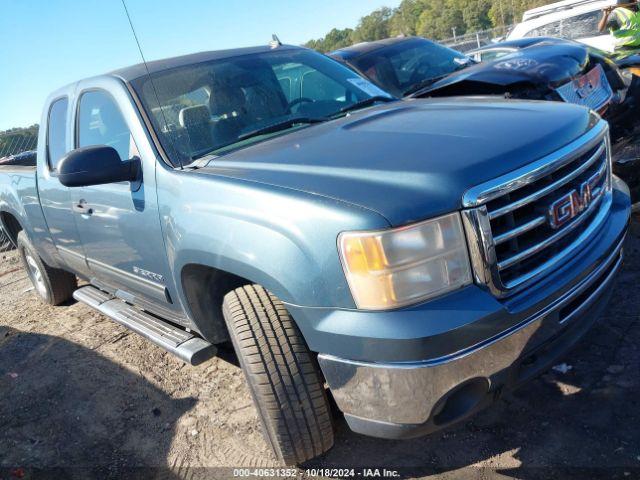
[489,0,548,26]
[305,27,354,52]
[306,0,562,47]
[323,28,355,51]
[389,0,429,36]
[351,7,394,43]
[462,0,493,32]
[0,125,39,158]
[416,0,465,39]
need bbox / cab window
[47,98,69,171]
[273,63,349,107]
[77,90,136,161]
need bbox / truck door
[37,95,91,277]
[69,82,183,321]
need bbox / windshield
[349,38,472,97]
[131,48,393,165]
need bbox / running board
[73,285,216,366]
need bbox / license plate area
[556,64,613,111]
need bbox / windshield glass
[350,38,471,97]
[131,48,393,165]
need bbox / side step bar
[73,285,216,366]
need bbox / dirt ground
[1,223,639,480]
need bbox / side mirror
[57,145,140,188]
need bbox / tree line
[0,125,39,158]
[304,0,549,52]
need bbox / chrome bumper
[318,235,624,436]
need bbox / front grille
[462,121,612,297]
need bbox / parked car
[467,43,520,62]
[328,35,640,202]
[0,150,37,167]
[0,152,35,252]
[509,0,617,53]
[0,44,630,464]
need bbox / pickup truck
[0,44,630,465]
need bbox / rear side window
[47,98,68,171]
[77,90,134,161]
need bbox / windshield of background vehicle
[131,48,392,166]
[521,10,606,40]
[349,38,471,97]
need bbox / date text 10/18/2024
[233,468,401,477]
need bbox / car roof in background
[110,44,302,82]
[13,150,36,158]
[329,36,419,60]
[469,36,573,53]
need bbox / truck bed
[0,165,36,173]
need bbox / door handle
[72,200,93,216]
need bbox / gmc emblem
[548,171,601,229]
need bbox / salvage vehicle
[329,36,640,202]
[0,44,630,464]
[0,153,35,252]
[0,150,37,167]
[508,0,618,53]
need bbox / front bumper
[318,235,623,438]
[295,181,630,440]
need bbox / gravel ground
[0,221,639,480]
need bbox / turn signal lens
[338,213,472,310]
[628,67,640,77]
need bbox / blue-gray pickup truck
[0,44,631,464]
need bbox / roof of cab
[109,44,301,82]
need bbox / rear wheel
[17,231,77,305]
[222,285,334,465]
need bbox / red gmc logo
[548,171,601,229]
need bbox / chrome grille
[462,121,612,297]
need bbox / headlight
[338,212,472,310]
[628,67,640,77]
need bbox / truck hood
[200,98,595,226]
[421,39,590,96]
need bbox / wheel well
[181,264,250,344]
[0,212,23,246]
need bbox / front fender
[158,168,390,310]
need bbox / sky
[0,0,400,131]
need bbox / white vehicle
[508,0,617,52]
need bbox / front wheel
[222,285,334,465]
[17,231,77,305]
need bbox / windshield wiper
[237,116,326,142]
[403,75,449,96]
[191,116,326,161]
[335,96,395,116]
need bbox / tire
[222,285,334,465]
[17,231,77,305]
[0,226,14,252]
